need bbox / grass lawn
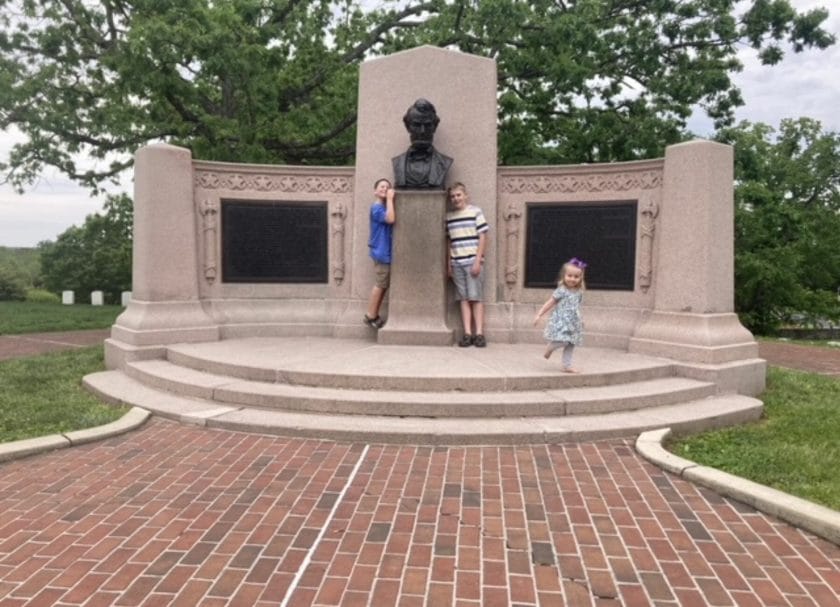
[0,301,123,335]
[0,346,128,443]
[668,366,840,511]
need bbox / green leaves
[38,194,133,305]
[719,118,840,333]
[0,0,835,189]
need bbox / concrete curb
[636,427,840,547]
[0,407,150,463]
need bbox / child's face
[563,266,583,289]
[374,180,390,199]
[449,187,468,210]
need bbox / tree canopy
[719,118,840,333]
[1,0,834,192]
[38,193,133,304]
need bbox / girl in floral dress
[533,258,586,373]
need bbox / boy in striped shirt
[446,182,490,347]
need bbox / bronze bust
[392,98,453,189]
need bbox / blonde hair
[558,260,586,290]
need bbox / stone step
[164,340,676,392]
[83,371,763,445]
[125,359,717,418]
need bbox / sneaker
[473,334,486,348]
[364,315,384,329]
[458,334,473,347]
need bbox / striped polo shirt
[446,205,489,265]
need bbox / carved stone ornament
[195,171,352,194]
[330,202,347,285]
[500,170,662,194]
[502,202,522,289]
[638,200,659,292]
[198,198,219,284]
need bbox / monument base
[378,190,454,346]
[628,311,757,364]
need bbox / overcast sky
[1,0,839,248]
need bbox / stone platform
[85,337,763,444]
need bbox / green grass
[668,367,840,511]
[0,301,122,335]
[0,346,128,443]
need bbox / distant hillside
[0,246,41,286]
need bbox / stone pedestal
[629,140,758,364]
[378,190,453,345]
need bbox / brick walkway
[757,342,840,376]
[0,329,110,362]
[0,420,838,606]
[0,333,838,606]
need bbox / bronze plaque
[221,200,328,283]
[525,202,637,290]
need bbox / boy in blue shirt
[364,178,396,329]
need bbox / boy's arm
[471,231,488,276]
[384,188,396,224]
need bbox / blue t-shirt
[368,202,393,264]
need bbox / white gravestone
[121,291,132,306]
[91,291,104,306]
[62,291,74,305]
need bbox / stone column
[629,140,757,364]
[108,143,218,357]
[377,191,453,345]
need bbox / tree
[0,0,433,192]
[39,193,133,304]
[717,118,840,334]
[1,0,834,191]
[0,263,26,301]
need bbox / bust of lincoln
[392,98,453,190]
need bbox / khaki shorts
[374,261,391,289]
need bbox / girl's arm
[533,296,557,325]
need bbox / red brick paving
[0,420,838,606]
[757,342,840,376]
[1,333,838,605]
[0,329,110,361]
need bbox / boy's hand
[533,314,540,326]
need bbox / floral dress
[543,285,583,345]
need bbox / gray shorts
[451,262,485,301]
[373,261,391,289]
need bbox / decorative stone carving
[194,171,352,194]
[500,170,662,194]
[198,198,219,284]
[639,200,659,292]
[330,202,347,285]
[502,202,522,289]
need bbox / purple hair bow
[569,257,587,269]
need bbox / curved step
[164,340,676,392]
[125,359,717,418]
[83,371,763,445]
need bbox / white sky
[1,0,839,248]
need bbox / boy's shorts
[451,263,484,301]
[374,261,391,289]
